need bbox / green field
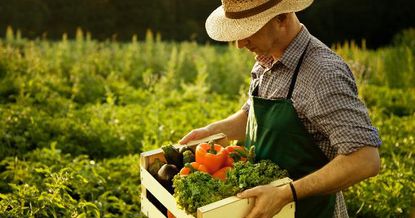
[0,28,414,217]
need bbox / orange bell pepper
[195,141,226,174]
[212,166,232,181]
[179,162,208,176]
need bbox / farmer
[180,0,381,217]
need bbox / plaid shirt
[242,25,381,218]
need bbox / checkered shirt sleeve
[306,62,382,155]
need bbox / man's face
[236,18,284,56]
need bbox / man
[180,0,381,217]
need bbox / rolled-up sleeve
[241,99,251,112]
[306,66,381,155]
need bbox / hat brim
[205,0,313,42]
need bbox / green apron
[245,41,336,218]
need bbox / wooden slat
[268,177,292,187]
[198,201,294,218]
[274,202,295,218]
[197,177,294,218]
[141,197,166,218]
[141,151,166,169]
[141,167,194,218]
[183,133,227,146]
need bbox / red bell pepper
[224,145,248,167]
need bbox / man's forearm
[293,146,380,198]
[207,109,248,141]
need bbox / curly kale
[173,172,225,216]
[225,160,288,194]
[172,160,288,215]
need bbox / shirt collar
[255,25,311,71]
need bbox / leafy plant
[0,31,414,217]
[0,145,141,217]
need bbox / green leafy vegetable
[172,160,288,215]
[182,150,195,165]
[226,160,289,192]
[173,172,224,216]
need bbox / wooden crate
[140,133,295,218]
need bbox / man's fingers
[179,128,210,144]
[237,186,261,198]
[179,132,195,144]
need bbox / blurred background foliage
[0,0,414,48]
[0,1,414,217]
[0,29,414,217]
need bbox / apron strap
[252,79,260,97]
[286,40,310,100]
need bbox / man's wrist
[289,182,298,204]
[279,183,294,205]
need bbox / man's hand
[179,126,215,145]
[237,184,292,218]
[179,110,248,144]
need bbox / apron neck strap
[286,40,310,100]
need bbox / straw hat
[206,0,313,42]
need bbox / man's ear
[272,13,289,30]
[276,13,288,24]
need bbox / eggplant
[157,164,179,194]
[179,146,193,154]
[161,144,183,169]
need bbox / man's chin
[253,51,266,56]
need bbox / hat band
[225,0,282,19]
